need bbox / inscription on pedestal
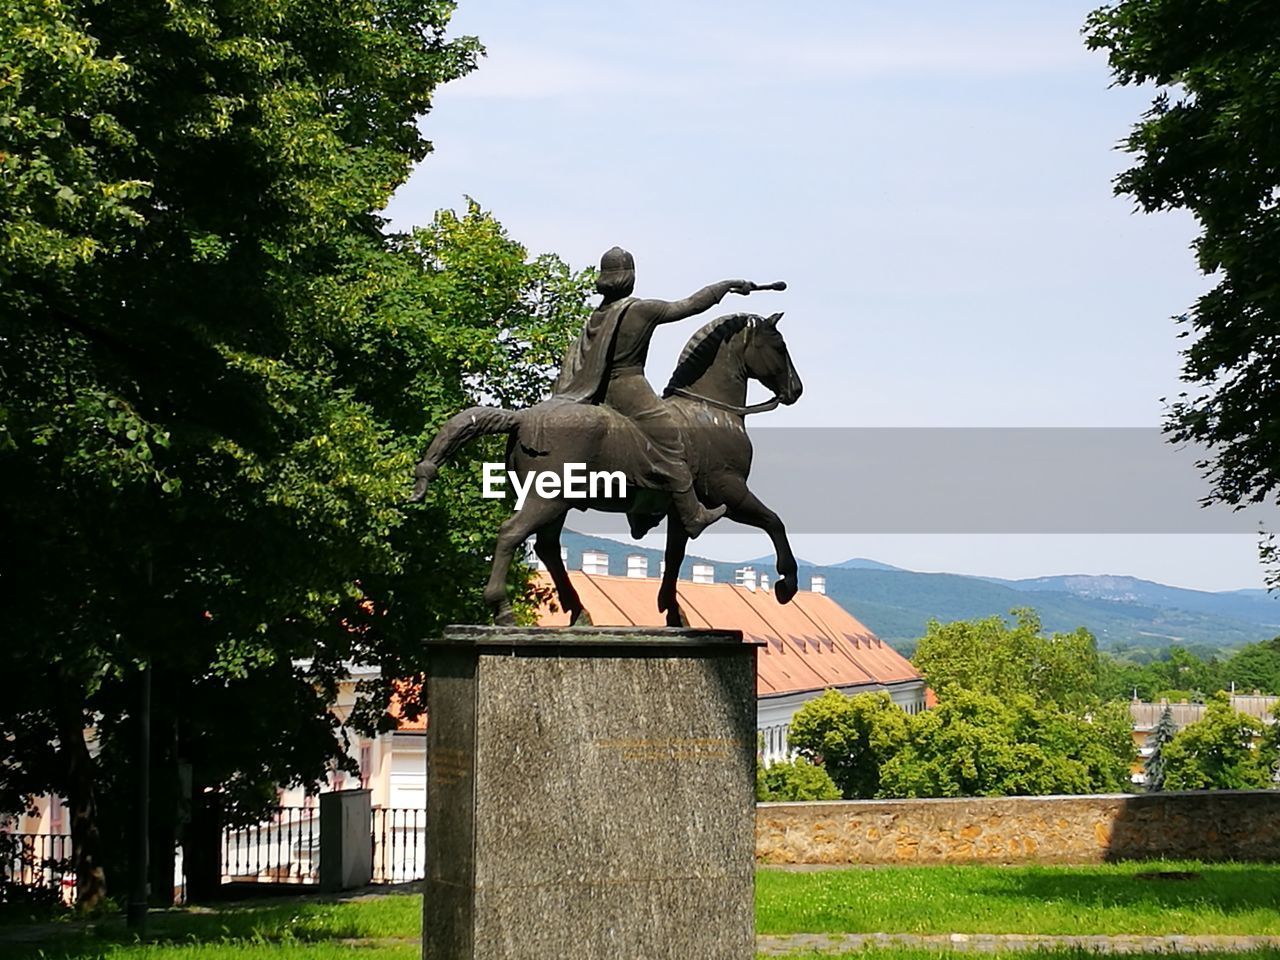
[594,736,742,761]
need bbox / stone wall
[756,791,1280,864]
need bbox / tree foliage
[879,691,1134,799]
[0,0,592,908]
[1162,692,1273,790]
[1098,638,1280,702]
[756,757,841,803]
[913,609,1101,709]
[787,687,1134,801]
[1085,3,1280,555]
[1142,704,1178,792]
[787,691,909,800]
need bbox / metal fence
[1,832,75,905]
[220,806,426,886]
[6,805,427,898]
[371,808,424,883]
[222,806,320,885]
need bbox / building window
[360,743,373,789]
[49,795,64,833]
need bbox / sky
[384,0,1271,592]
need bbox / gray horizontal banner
[555,428,1279,535]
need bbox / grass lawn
[0,893,422,960]
[757,862,1280,936]
[5,862,1280,959]
[771,954,1280,960]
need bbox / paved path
[757,933,1280,955]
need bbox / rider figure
[552,246,754,538]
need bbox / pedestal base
[423,626,757,960]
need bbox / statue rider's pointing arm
[632,280,753,325]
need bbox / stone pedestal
[423,626,757,960]
[319,789,372,892]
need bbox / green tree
[756,757,841,802]
[913,609,1101,709]
[1162,693,1270,790]
[787,691,909,799]
[1098,644,1237,703]
[1259,720,1280,786]
[1085,3,1280,572]
[877,691,1133,799]
[0,0,592,909]
[1142,704,1178,792]
[1222,639,1280,697]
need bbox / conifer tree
[1143,705,1177,791]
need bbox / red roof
[388,680,426,732]
[534,571,921,698]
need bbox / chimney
[810,575,826,595]
[735,566,757,592]
[581,550,609,576]
[691,563,714,584]
[626,554,648,579]
[759,573,770,591]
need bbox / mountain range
[559,530,1280,654]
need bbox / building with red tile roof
[534,566,926,763]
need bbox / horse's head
[743,313,803,405]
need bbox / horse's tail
[409,406,520,502]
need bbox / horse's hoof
[570,608,594,627]
[775,577,798,604]
[493,602,517,626]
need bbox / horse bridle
[667,386,781,416]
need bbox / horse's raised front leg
[533,512,589,626]
[719,479,799,604]
[658,514,690,627]
[483,496,566,625]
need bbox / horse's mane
[664,313,756,395]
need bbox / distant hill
[742,553,816,568]
[989,574,1280,628]
[832,557,905,571]
[557,530,1280,654]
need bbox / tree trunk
[54,700,106,911]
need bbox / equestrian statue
[410,247,803,626]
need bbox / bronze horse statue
[410,311,803,626]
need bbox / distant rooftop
[1131,695,1278,731]
[534,571,921,699]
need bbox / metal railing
[1,832,75,905]
[221,807,319,884]
[3,804,430,899]
[372,808,424,883]
[220,806,426,886]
